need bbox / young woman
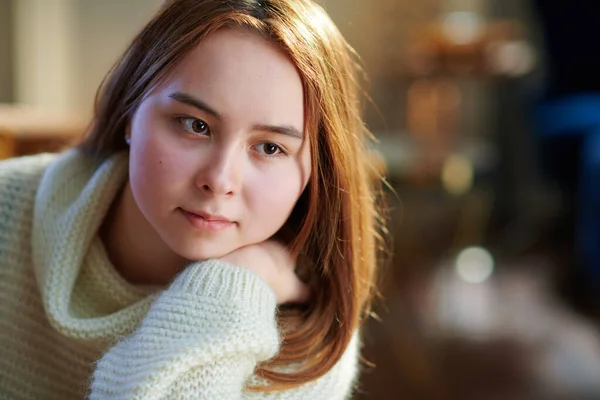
[0,0,386,398]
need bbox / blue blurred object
[537,94,600,283]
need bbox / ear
[124,120,132,140]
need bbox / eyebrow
[253,124,304,140]
[169,92,222,120]
[168,91,304,140]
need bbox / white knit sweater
[0,150,359,399]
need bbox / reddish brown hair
[79,0,386,391]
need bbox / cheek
[129,122,192,212]
[246,163,309,226]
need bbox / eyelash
[254,142,287,158]
[175,116,288,159]
[177,116,210,137]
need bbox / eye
[255,142,284,157]
[179,117,210,136]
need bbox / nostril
[202,184,211,192]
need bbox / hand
[219,240,310,305]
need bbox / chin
[169,239,238,262]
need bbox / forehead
[154,28,305,127]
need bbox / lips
[179,208,234,231]
[187,209,231,222]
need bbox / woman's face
[126,28,311,261]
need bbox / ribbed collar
[32,149,159,341]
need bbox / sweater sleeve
[89,259,280,399]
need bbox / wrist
[219,244,276,288]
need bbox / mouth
[178,208,235,231]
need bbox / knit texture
[0,149,359,399]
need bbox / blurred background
[2,0,600,399]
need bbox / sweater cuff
[168,259,277,317]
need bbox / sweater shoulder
[0,153,58,188]
[0,153,58,217]
[0,153,57,182]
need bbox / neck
[101,181,189,286]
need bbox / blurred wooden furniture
[0,104,89,159]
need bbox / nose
[195,142,243,196]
